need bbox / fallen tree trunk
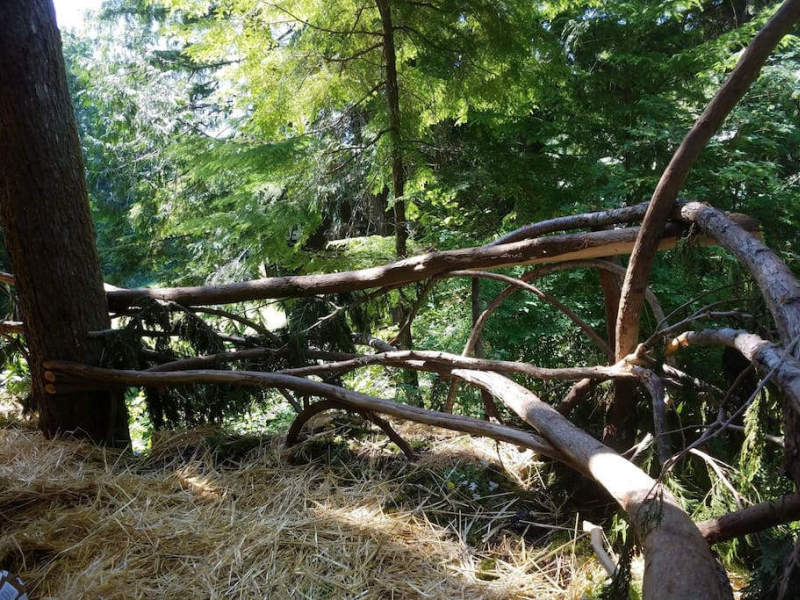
[698,493,800,544]
[105,219,756,310]
[449,369,730,600]
[43,359,729,597]
[41,360,573,468]
[278,349,632,381]
[614,0,800,361]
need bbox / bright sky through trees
[53,0,102,31]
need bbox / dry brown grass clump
[0,416,609,599]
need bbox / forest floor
[0,407,627,599]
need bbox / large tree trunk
[374,0,419,398]
[375,0,407,259]
[0,0,129,445]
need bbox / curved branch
[679,202,800,347]
[42,360,570,466]
[615,0,800,360]
[446,269,612,359]
[465,260,665,359]
[666,328,800,414]
[489,203,650,247]
[446,259,665,416]
[286,399,415,459]
[449,369,731,600]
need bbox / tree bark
[375,0,407,258]
[0,0,129,445]
[614,0,800,361]
[489,202,651,247]
[697,493,800,544]
[107,219,755,310]
[597,257,637,450]
[450,369,731,600]
[679,202,800,347]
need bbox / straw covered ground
[0,412,614,599]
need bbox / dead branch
[688,448,746,510]
[697,493,800,544]
[661,364,725,396]
[631,366,671,466]
[41,360,570,466]
[465,260,666,359]
[449,369,731,600]
[278,349,633,381]
[679,202,800,347]
[623,433,654,464]
[614,0,800,360]
[583,520,617,576]
[446,269,612,359]
[667,329,800,414]
[556,378,598,415]
[725,424,784,447]
[189,306,280,342]
[105,220,755,310]
[43,358,729,596]
[352,333,397,352]
[286,399,415,459]
[146,347,287,372]
[489,203,650,246]
[444,258,663,414]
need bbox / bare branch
[106,220,755,310]
[41,360,568,464]
[615,1,800,360]
[446,269,612,359]
[697,493,800,544]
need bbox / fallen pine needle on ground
[1,415,618,599]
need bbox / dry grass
[0,415,611,599]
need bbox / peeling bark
[106,220,754,310]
